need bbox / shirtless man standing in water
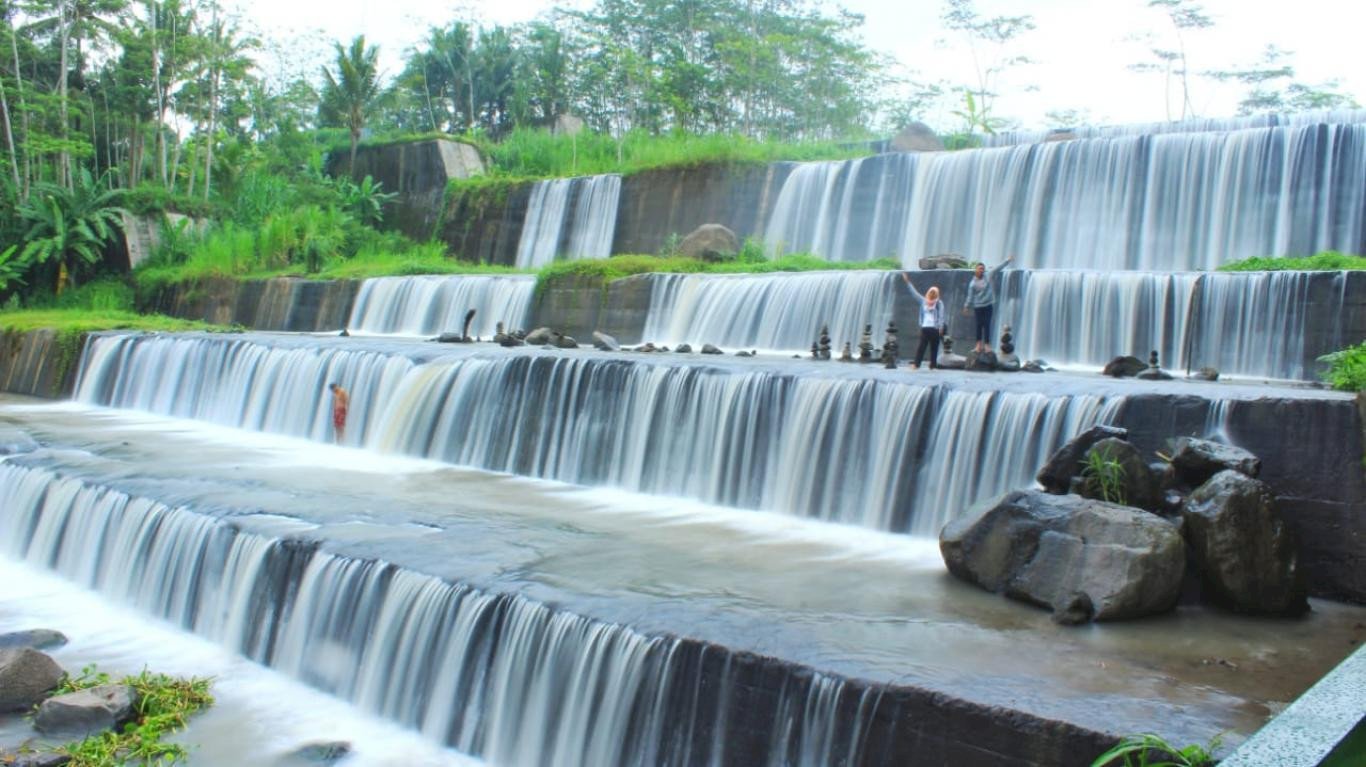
[328,383,350,443]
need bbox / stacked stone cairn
[940,427,1307,624]
[858,324,875,363]
[1136,349,1174,381]
[882,321,899,369]
[997,325,1021,371]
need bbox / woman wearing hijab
[902,273,945,370]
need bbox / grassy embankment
[1217,251,1366,271]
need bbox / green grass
[483,128,868,178]
[536,252,901,285]
[1319,341,1366,392]
[35,664,214,767]
[1217,251,1366,272]
[0,309,225,334]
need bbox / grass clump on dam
[1217,251,1366,272]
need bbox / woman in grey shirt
[964,257,1012,354]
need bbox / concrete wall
[139,278,360,332]
[327,139,486,241]
[612,163,793,255]
[0,329,82,399]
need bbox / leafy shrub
[1319,341,1366,392]
[1091,733,1218,767]
[1217,251,1366,272]
[1081,447,1127,505]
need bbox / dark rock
[1193,367,1220,381]
[918,254,969,270]
[890,121,945,152]
[0,648,63,712]
[592,331,620,351]
[275,741,352,766]
[0,629,68,652]
[997,352,1021,372]
[678,224,740,261]
[433,332,468,343]
[524,327,554,345]
[674,343,693,354]
[936,353,967,370]
[701,344,723,355]
[497,334,524,347]
[1022,359,1047,373]
[735,350,753,357]
[34,684,138,735]
[1170,437,1261,486]
[1182,471,1308,615]
[11,753,72,767]
[940,489,1185,622]
[966,350,998,371]
[1078,438,1159,511]
[337,329,349,337]
[1103,355,1146,377]
[1036,424,1130,494]
[1160,489,1185,515]
[1136,367,1174,381]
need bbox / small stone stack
[882,321,899,369]
[858,324,875,363]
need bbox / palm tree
[320,35,381,174]
[18,168,126,293]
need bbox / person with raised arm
[963,256,1014,354]
[902,272,945,370]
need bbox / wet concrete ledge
[1220,644,1366,767]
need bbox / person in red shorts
[328,382,350,443]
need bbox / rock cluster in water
[941,430,1307,624]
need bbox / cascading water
[515,175,622,268]
[997,270,1201,372]
[1184,270,1347,380]
[74,333,1122,531]
[641,270,899,352]
[0,461,875,766]
[984,108,1366,146]
[763,123,1366,271]
[347,275,537,337]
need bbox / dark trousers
[914,327,941,368]
[974,305,994,343]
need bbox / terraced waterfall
[3,111,1365,767]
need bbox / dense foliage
[1319,342,1366,392]
[1217,252,1366,272]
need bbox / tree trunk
[0,54,20,190]
[58,0,71,188]
[6,12,28,198]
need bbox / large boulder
[941,490,1185,623]
[1181,470,1308,615]
[0,648,63,712]
[966,350,998,371]
[524,327,554,346]
[890,121,945,153]
[34,684,139,735]
[918,254,970,270]
[591,331,620,352]
[1169,437,1260,487]
[0,629,68,652]
[1103,355,1146,377]
[1079,437,1158,512]
[1036,424,1129,493]
[677,224,739,261]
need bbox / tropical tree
[17,167,125,292]
[320,35,381,173]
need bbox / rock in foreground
[1170,437,1261,486]
[34,683,138,735]
[0,629,68,652]
[1182,470,1308,615]
[940,490,1184,623]
[0,648,63,712]
[1036,424,1129,493]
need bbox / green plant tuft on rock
[1082,447,1128,505]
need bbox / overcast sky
[238,0,1366,132]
